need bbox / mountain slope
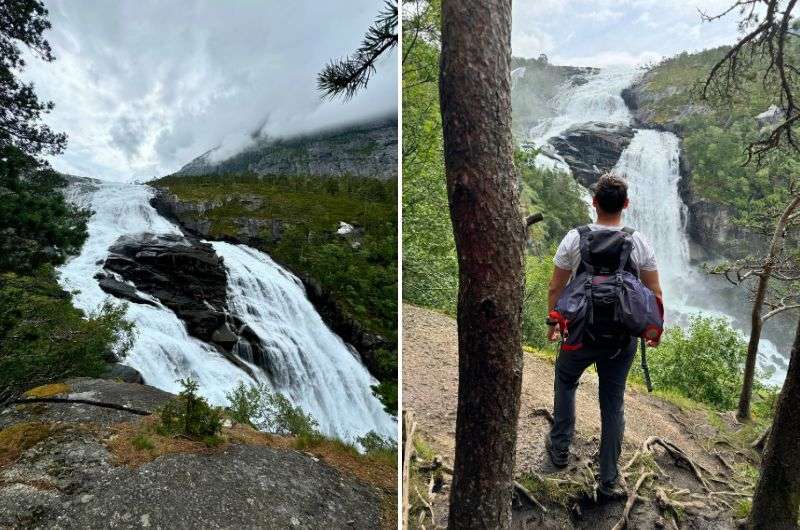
[176,117,397,181]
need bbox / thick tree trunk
[439,2,525,529]
[737,194,800,420]
[748,315,800,530]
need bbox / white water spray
[522,67,786,384]
[59,180,395,440]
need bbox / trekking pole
[640,337,653,393]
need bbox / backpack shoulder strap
[617,227,636,274]
[576,225,594,274]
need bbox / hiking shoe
[545,436,569,468]
[596,480,627,501]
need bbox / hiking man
[545,173,664,498]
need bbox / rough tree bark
[738,194,800,420]
[748,315,800,529]
[439,1,525,529]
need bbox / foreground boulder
[0,379,392,529]
[548,122,635,187]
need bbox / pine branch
[317,1,398,100]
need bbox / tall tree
[0,0,66,157]
[317,1,398,100]
[439,1,525,528]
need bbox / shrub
[225,382,319,438]
[356,431,397,455]
[225,381,262,427]
[158,379,223,443]
[0,268,134,401]
[522,254,556,349]
[630,316,748,410]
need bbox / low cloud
[23,0,397,181]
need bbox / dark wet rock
[95,274,158,308]
[548,122,635,187]
[102,233,229,344]
[99,364,144,385]
[0,379,383,529]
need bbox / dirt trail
[402,303,720,478]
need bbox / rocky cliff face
[548,122,635,188]
[623,76,763,262]
[175,117,397,181]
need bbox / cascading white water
[58,180,395,440]
[612,131,691,304]
[524,67,786,384]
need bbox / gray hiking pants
[548,337,637,485]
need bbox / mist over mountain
[175,116,398,181]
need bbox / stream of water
[524,67,786,385]
[59,180,395,441]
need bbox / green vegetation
[153,172,397,412]
[158,379,224,445]
[225,381,396,457]
[633,47,800,228]
[628,315,778,413]
[0,267,134,401]
[131,433,155,451]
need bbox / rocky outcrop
[548,122,635,187]
[101,233,229,343]
[621,78,711,135]
[175,117,397,181]
[0,379,387,529]
[677,156,767,262]
[96,233,266,378]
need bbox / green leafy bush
[158,379,223,444]
[225,382,319,438]
[630,316,748,410]
[356,430,397,454]
[0,146,90,273]
[522,254,556,349]
[0,267,134,401]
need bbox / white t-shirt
[553,224,658,273]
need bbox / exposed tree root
[643,436,712,491]
[751,426,770,452]
[513,480,548,513]
[611,471,655,530]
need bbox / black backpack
[551,225,663,350]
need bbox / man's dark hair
[593,174,628,213]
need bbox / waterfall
[525,67,786,384]
[58,180,395,440]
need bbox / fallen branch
[611,471,655,530]
[13,397,151,416]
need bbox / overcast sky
[23,0,397,182]
[513,0,744,66]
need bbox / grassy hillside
[152,173,398,412]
